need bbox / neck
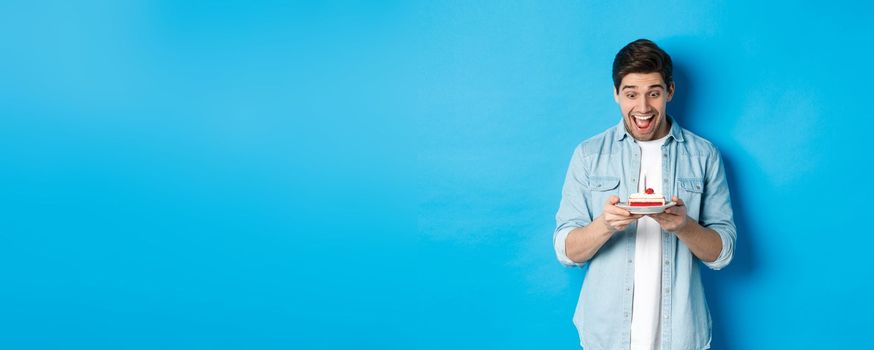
[652,117,671,139]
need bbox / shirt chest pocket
[587,176,620,209]
[589,176,620,191]
[678,178,703,193]
[677,177,703,217]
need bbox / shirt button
[628,259,633,263]
[663,154,668,158]
[665,261,670,265]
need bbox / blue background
[1,1,871,349]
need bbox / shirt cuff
[554,226,586,268]
[701,227,734,270]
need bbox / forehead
[619,72,666,89]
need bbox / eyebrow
[621,84,666,91]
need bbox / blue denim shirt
[553,118,736,350]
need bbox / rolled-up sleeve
[553,145,593,268]
[700,147,737,270]
[554,226,584,267]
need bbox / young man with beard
[553,39,736,350]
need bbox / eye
[626,93,636,99]
[649,91,661,97]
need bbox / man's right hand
[600,195,643,233]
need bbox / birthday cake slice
[628,188,665,207]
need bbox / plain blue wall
[1,1,871,349]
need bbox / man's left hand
[649,196,689,233]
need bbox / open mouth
[632,113,656,132]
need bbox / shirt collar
[614,115,686,143]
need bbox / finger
[607,195,620,205]
[616,223,628,231]
[653,213,675,223]
[616,218,638,225]
[667,204,686,215]
[619,215,644,224]
[604,214,627,226]
[605,206,632,217]
[672,196,684,206]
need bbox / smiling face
[614,72,674,141]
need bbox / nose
[637,96,650,113]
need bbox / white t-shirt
[630,135,669,350]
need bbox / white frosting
[629,193,664,200]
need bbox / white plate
[615,201,676,215]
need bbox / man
[553,39,736,350]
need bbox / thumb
[608,195,620,205]
[672,195,684,206]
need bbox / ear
[613,87,620,104]
[666,82,675,102]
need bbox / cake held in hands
[628,188,665,207]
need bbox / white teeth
[633,114,654,120]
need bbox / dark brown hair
[612,39,673,93]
